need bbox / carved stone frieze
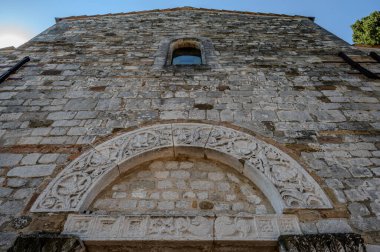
[31,149,117,212]
[172,123,212,148]
[64,214,214,240]
[32,123,332,212]
[94,124,173,165]
[63,214,301,241]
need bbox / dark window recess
[172,47,202,65]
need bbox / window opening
[172,47,202,65]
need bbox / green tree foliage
[351,11,380,45]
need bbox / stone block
[190,181,214,190]
[0,154,23,167]
[171,170,190,179]
[7,178,27,188]
[162,191,179,200]
[21,154,41,165]
[0,113,22,121]
[316,219,353,233]
[0,200,24,214]
[64,98,97,110]
[7,165,56,178]
[277,111,313,122]
[157,201,175,210]
[154,171,169,179]
[208,172,224,181]
[0,187,13,197]
[47,111,76,120]
[13,188,34,200]
[157,180,173,189]
[348,202,371,217]
[38,154,59,164]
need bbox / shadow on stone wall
[8,233,85,252]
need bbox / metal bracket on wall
[0,56,30,84]
[338,52,379,79]
[369,51,380,63]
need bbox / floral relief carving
[33,149,116,211]
[32,123,331,213]
[205,126,331,209]
[172,123,212,147]
[95,124,172,164]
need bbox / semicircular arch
[31,123,332,213]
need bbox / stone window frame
[152,36,220,71]
[167,39,205,66]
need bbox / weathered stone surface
[0,232,17,251]
[316,219,353,233]
[63,214,301,241]
[7,178,27,188]
[32,123,331,213]
[8,233,85,252]
[0,154,23,167]
[0,6,379,248]
[0,187,13,197]
[90,158,272,215]
[7,165,56,178]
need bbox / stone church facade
[0,7,379,251]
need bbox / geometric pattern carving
[63,214,301,241]
[32,123,332,213]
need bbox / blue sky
[0,0,378,48]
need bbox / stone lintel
[63,214,301,241]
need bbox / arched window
[153,36,219,70]
[172,47,202,65]
[167,39,204,66]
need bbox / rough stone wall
[0,7,379,250]
[91,159,273,215]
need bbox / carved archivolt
[31,123,332,213]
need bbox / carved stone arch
[31,123,332,213]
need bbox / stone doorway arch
[29,123,337,249]
[31,123,332,214]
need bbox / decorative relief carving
[32,123,331,212]
[95,124,172,164]
[205,126,331,209]
[63,215,215,240]
[32,149,116,212]
[63,214,300,241]
[172,123,212,147]
[214,216,256,239]
[31,124,172,212]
